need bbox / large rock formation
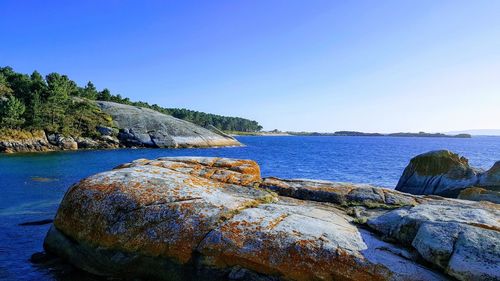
[43,157,500,281]
[396,150,500,199]
[96,101,240,148]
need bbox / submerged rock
[96,101,240,148]
[396,150,500,201]
[19,219,53,226]
[44,156,500,281]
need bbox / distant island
[231,130,472,138]
[292,131,471,138]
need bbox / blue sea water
[0,136,499,280]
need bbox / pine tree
[0,95,25,128]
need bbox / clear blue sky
[1,0,499,132]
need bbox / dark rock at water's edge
[19,219,53,226]
[0,101,240,153]
[43,157,499,281]
[396,150,500,201]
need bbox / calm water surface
[1,136,499,280]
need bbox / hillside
[0,66,262,137]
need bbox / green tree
[80,81,98,99]
[25,71,47,128]
[0,95,25,128]
[97,88,112,101]
[43,73,76,131]
[0,74,13,96]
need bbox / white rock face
[96,101,240,148]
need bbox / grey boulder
[396,150,499,200]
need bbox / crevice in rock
[109,198,204,227]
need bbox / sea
[1,136,499,280]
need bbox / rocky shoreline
[39,154,499,281]
[0,101,240,153]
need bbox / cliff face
[96,101,240,148]
[43,157,499,281]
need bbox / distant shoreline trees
[0,66,262,135]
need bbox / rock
[96,101,240,148]
[479,161,500,188]
[48,134,78,150]
[96,126,117,136]
[98,135,120,146]
[396,150,499,202]
[74,137,98,149]
[367,199,500,281]
[43,156,475,281]
[61,137,78,150]
[30,251,57,264]
[75,136,119,149]
[261,177,419,208]
[0,130,55,153]
[458,187,500,204]
[19,219,53,226]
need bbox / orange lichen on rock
[46,156,491,281]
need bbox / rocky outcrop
[96,101,240,148]
[0,130,54,153]
[43,157,500,281]
[479,161,500,187]
[368,199,499,280]
[0,130,121,153]
[396,150,500,199]
[1,102,240,153]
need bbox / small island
[230,130,472,138]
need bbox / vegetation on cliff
[0,66,262,136]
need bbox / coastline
[38,155,500,281]
[229,131,473,138]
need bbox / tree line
[97,92,262,132]
[0,67,112,137]
[0,67,262,136]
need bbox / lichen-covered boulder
[96,101,240,148]
[44,157,499,281]
[396,150,499,202]
[395,150,479,197]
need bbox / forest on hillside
[0,66,262,136]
